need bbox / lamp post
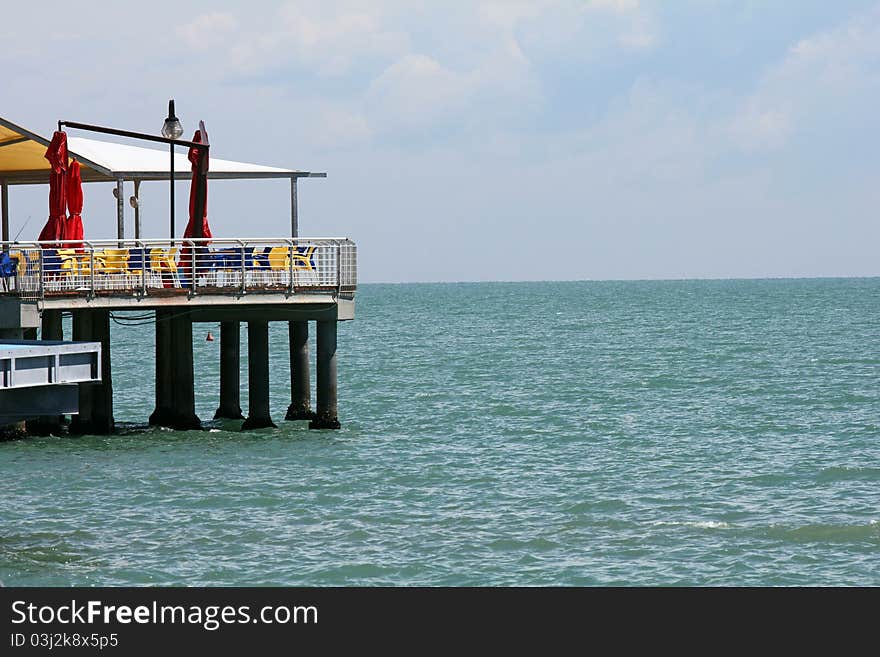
[58,112,208,263]
[161,100,183,243]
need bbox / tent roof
[0,116,325,185]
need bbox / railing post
[288,239,294,295]
[191,241,197,296]
[38,248,44,299]
[115,178,125,246]
[138,240,147,297]
[336,242,342,296]
[239,239,246,295]
[88,241,95,299]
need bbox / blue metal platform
[0,340,101,425]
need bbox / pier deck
[0,236,356,433]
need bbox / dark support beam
[27,310,65,435]
[286,320,314,421]
[1,178,8,244]
[0,136,29,149]
[41,310,63,340]
[242,320,276,430]
[290,177,298,238]
[149,309,174,426]
[133,180,141,239]
[115,179,124,243]
[310,320,340,430]
[214,321,244,420]
[169,312,201,430]
[89,310,114,434]
[69,311,94,434]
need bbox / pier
[0,112,356,434]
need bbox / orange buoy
[206,331,214,342]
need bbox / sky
[2,0,879,282]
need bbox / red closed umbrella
[37,131,68,243]
[179,126,211,285]
[184,127,212,240]
[63,159,85,248]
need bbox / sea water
[1,279,878,585]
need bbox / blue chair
[293,245,317,270]
[42,249,62,273]
[126,248,147,287]
[252,247,270,270]
[0,252,18,278]
[203,248,242,286]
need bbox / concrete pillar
[69,310,94,434]
[41,310,63,341]
[242,320,276,430]
[285,320,314,421]
[214,321,244,419]
[310,320,340,430]
[149,309,174,426]
[27,310,66,435]
[169,312,201,430]
[89,310,114,434]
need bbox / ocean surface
[1,279,879,586]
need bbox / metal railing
[0,238,357,301]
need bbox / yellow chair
[291,245,316,270]
[150,248,180,287]
[290,244,318,286]
[76,253,106,278]
[56,249,81,288]
[96,248,129,290]
[267,246,290,285]
[101,249,128,274]
[8,250,26,276]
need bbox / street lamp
[161,100,184,242]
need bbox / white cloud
[366,55,471,131]
[729,5,880,151]
[293,101,373,149]
[728,104,792,152]
[226,2,410,77]
[176,12,238,51]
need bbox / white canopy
[67,136,315,182]
[0,116,324,185]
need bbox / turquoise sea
[1,279,879,586]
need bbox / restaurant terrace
[0,106,356,434]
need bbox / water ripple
[2,279,879,585]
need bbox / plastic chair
[149,248,180,288]
[204,248,240,287]
[292,245,317,270]
[267,246,290,285]
[100,248,129,290]
[0,252,17,291]
[127,248,148,287]
[241,246,269,287]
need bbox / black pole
[59,120,205,150]
[58,119,208,243]
[170,142,175,242]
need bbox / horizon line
[358,274,880,285]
